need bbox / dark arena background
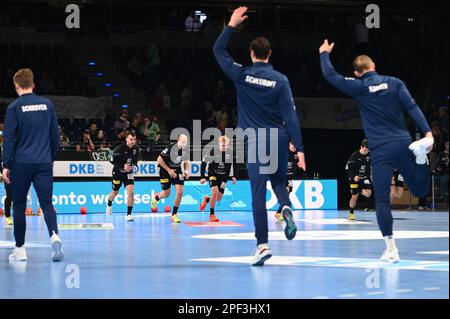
[0,0,448,308]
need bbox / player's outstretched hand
[231,177,237,184]
[228,6,248,28]
[200,178,206,184]
[319,39,335,54]
[297,152,306,172]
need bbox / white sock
[384,236,397,251]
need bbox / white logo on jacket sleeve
[21,104,48,112]
[369,83,388,93]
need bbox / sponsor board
[0,180,337,214]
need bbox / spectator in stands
[76,129,95,152]
[149,116,161,144]
[140,116,161,145]
[135,113,143,126]
[89,123,98,142]
[435,141,449,199]
[185,11,201,32]
[59,126,70,148]
[431,126,446,152]
[129,118,141,135]
[139,117,152,143]
[114,129,127,147]
[96,129,110,150]
[114,110,130,131]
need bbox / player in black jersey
[346,139,372,220]
[390,168,404,202]
[151,134,190,223]
[199,136,236,222]
[106,131,140,222]
[274,142,303,222]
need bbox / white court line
[396,289,412,293]
[192,255,449,271]
[416,251,449,255]
[423,287,441,291]
[132,213,172,218]
[297,219,372,225]
[193,230,449,241]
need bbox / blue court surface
[0,210,448,299]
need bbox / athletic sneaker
[151,194,158,210]
[126,214,134,222]
[209,214,219,222]
[281,206,297,240]
[5,217,13,226]
[274,212,284,222]
[348,212,355,220]
[199,195,210,211]
[51,232,64,262]
[9,247,27,262]
[251,244,272,266]
[408,137,434,165]
[170,214,181,223]
[380,248,400,263]
[106,205,112,216]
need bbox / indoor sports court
[0,209,448,299]
[0,0,448,305]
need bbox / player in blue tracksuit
[319,40,433,262]
[213,7,306,266]
[2,68,63,262]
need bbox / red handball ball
[164,206,171,212]
[151,207,158,213]
[80,206,87,214]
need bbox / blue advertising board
[0,180,337,214]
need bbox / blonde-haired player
[199,136,236,222]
